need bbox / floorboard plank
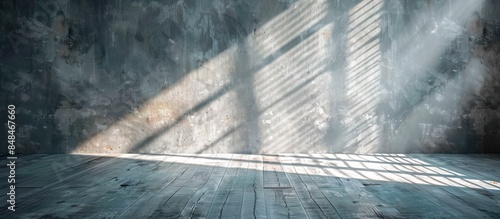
[264,155,308,219]
[2,154,499,219]
[305,154,403,219]
[440,185,500,218]
[241,154,267,219]
[206,154,243,218]
[156,156,220,218]
[410,154,500,190]
[81,154,189,218]
[0,154,99,181]
[376,156,492,218]
[178,154,233,219]
[436,155,500,183]
[0,154,141,218]
[121,155,200,218]
[279,155,339,219]
[219,154,250,219]
[116,154,197,218]
[351,156,468,219]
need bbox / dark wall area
[1,0,499,154]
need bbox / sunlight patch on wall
[74,45,243,153]
[252,0,329,59]
[252,23,334,153]
[73,0,334,154]
[344,0,383,153]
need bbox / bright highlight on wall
[344,0,383,153]
[71,0,488,154]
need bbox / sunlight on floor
[89,153,500,191]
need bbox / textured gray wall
[1,0,499,154]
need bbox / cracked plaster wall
[1,0,499,154]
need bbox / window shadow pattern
[1,153,499,218]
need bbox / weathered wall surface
[1,0,499,154]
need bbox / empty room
[1,0,500,218]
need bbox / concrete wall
[1,0,499,154]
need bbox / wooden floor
[1,154,500,218]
